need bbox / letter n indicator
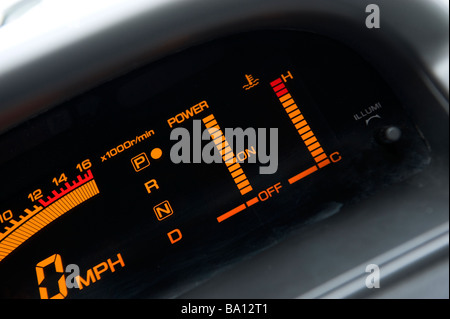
[153,200,173,221]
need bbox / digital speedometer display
[0,31,430,298]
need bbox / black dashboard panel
[0,31,432,298]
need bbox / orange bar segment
[289,109,301,119]
[307,142,321,152]
[311,147,325,157]
[301,130,314,140]
[304,136,318,146]
[237,180,250,190]
[231,168,244,178]
[246,197,259,207]
[285,104,298,114]
[314,153,328,163]
[288,165,318,184]
[295,120,308,130]
[227,163,240,173]
[204,119,218,128]
[220,146,232,156]
[279,93,292,103]
[217,204,247,223]
[291,114,304,124]
[234,174,247,184]
[282,99,295,108]
[240,185,253,195]
[298,125,311,135]
[318,158,331,168]
[202,114,215,124]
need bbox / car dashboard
[0,0,448,300]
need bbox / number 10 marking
[0,210,13,223]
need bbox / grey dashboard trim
[0,0,448,133]
[298,222,449,299]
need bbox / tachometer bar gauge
[0,170,99,262]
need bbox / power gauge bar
[203,114,253,195]
[0,170,100,262]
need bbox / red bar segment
[276,88,289,97]
[273,83,286,92]
[270,78,283,87]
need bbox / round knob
[378,126,402,144]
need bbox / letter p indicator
[131,153,150,172]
